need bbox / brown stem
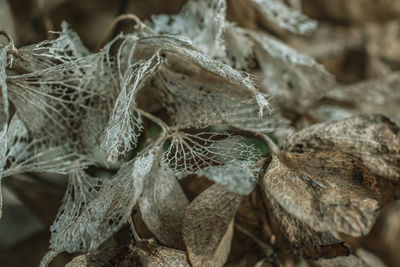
[36,0,53,38]
[132,106,170,135]
[0,31,22,68]
[0,31,14,47]
[95,14,154,52]
[128,217,142,243]
[234,223,275,257]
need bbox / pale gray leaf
[0,44,9,218]
[131,35,270,117]
[252,0,317,35]
[4,115,89,177]
[223,25,257,70]
[151,0,227,59]
[195,162,258,195]
[223,105,295,144]
[7,53,105,133]
[50,148,158,253]
[14,21,90,72]
[100,54,162,163]
[162,132,261,176]
[249,30,335,109]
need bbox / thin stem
[132,106,171,135]
[0,31,15,48]
[36,0,53,37]
[254,131,281,156]
[234,223,275,257]
[95,14,154,52]
[128,217,142,243]
[0,31,23,68]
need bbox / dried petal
[139,161,189,249]
[151,0,227,59]
[263,193,341,250]
[195,162,257,195]
[4,115,88,177]
[133,241,190,267]
[50,148,158,253]
[284,114,400,181]
[100,54,162,163]
[248,30,335,109]
[14,22,90,72]
[162,132,261,177]
[252,0,317,35]
[183,184,243,266]
[310,255,369,267]
[261,151,380,237]
[66,243,190,267]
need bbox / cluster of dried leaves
[0,0,399,266]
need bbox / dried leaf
[223,25,257,70]
[151,0,227,59]
[133,241,190,267]
[162,132,261,177]
[312,73,400,126]
[261,151,380,237]
[100,33,269,161]
[248,30,335,109]
[226,0,258,29]
[4,115,89,177]
[14,22,90,72]
[131,35,269,115]
[49,147,158,253]
[310,255,369,267]
[263,192,341,250]
[65,246,139,267]
[182,184,243,266]
[251,0,317,35]
[66,242,190,267]
[154,67,261,128]
[224,106,295,144]
[139,161,189,249]
[100,54,161,163]
[284,114,400,181]
[288,23,364,61]
[0,44,9,218]
[195,162,258,195]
